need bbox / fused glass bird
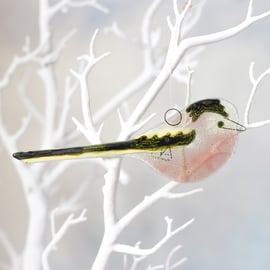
[13,99,245,182]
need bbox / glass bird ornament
[13,99,245,183]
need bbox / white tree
[1,0,270,269]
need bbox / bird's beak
[220,118,246,132]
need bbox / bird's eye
[217,121,224,128]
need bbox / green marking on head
[186,99,229,122]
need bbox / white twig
[142,0,163,69]
[72,116,102,144]
[17,84,43,123]
[0,47,45,90]
[68,0,109,13]
[172,46,204,84]
[50,0,109,17]
[165,245,186,270]
[166,0,192,65]
[161,188,203,200]
[185,66,193,106]
[128,113,157,135]
[114,218,194,256]
[70,29,110,142]
[10,114,32,141]
[42,209,87,270]
[168,258,187,270]
[246,0,254,19]
[54,182,88,214]
[147,265,164,270]
[117,182,201,233]
[40,29,77,65]
[244,62,270,128]
[182,0,206,37]
[0,230,18,268]
[54,76,78,143]
[104,22,126,40]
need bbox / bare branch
[245,62,270,128]
[161,188,203,200]
[117,182,201,233]
[182,0,206,37]
[114,218,194,256]
[10,114,32,141]
[0,230,18,267]
[165,0,192,64]
[185,66,193,106]
[0,45,45,90]
[146,265,164,270]
[70,29,110,140]
[54,76,78,142]
[127,113,156,137]
[165,245,186,270]
[42,209,87,270]
[104,22,126,40]
[246,0,254,19]
[41,29,77,65]
[68,0,109,13]
[17,84,43,123]
[50,0,109,17]
[72,116,101,143]
[141,0,163,68]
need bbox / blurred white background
[1,0,270,269]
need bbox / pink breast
[177,132,237,182]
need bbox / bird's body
[13,99,245,182]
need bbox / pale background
[1,0,270,269]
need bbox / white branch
[244,62,270,128]
[70,29,110,143]
[161,188,203,200]
[114,218,194,256]
[165,0,191,65]
[165,245,184,270]
[51,181,88,215]
[42,209,87,270]
[141,0,163,69]
[10,114,31,141]
[181,10,270,49]
[17,84,43,123]
[117,182,201,233]
[68,0,109,13]
[185,66,193,106]
[0,230,18,267]
[0,44,46,90]
[54,76,78,143]
[41,29,77,65]
[72,116,102,144]
[182,0,206,37]
[128,113,156,135]
[50,0,109,17]
[104,22,126,40]
[246,0,254,19]
[147,265,164,270]
[118,2,270,140]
